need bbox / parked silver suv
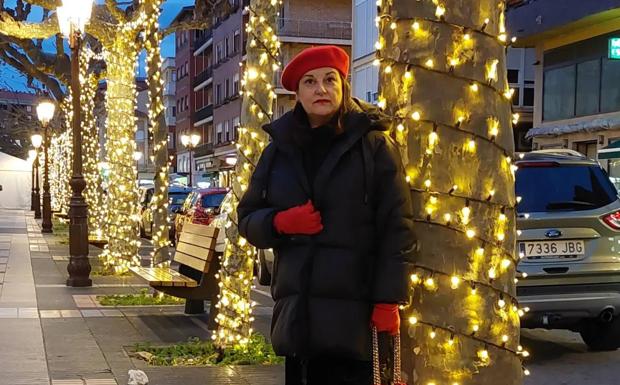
[516,149,620,350]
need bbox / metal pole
[66,29,91,287]
[41,123,53,233]
[31,159,36,211]
[34,149,42,219]
[189,149,193,187]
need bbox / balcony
[194,30,213,51]
[194,142,214,158]
[194,104,213,123]
[163,83,175,97]
[277,18,352,41]
[193,67,213,89]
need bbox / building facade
[162,57,177,172]
[508,0,620,180]
[173,6,197,185]
[171,0,352,188]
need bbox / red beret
[281,45,350,92]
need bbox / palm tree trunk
[378,1,524,383]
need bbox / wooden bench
[130,222,221,326]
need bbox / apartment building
[162,57,177,172]
[172,0,352,188]
[508,0,620,183]
[173,6,197,185]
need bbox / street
[523,329,620,385]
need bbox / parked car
[516,149,620,350]
[139,185,193,242]
[174,188,228,244]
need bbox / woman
[238,45,414,385]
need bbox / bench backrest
[174,222,219,273]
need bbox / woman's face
[296,67,343,127]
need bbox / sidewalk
[0,209,282,385]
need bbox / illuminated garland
[144,0,171,266]
[100,26,143,272]
[214,0,282,348]
[376,0,528,383]
[80,45,107,241]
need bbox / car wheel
[257,249,272,286]
[580,317,620,351]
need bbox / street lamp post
[29,149,37,211]
[180,133,200,187]
[31,132,43,219]
[57,0,94,287]
[37,101,55,234]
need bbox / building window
[184,62,189,77]
[225,78,230,99]
[172,106,176,117]
[511,88,520,107]
[216,84,222,104]
[234,29,241,54]
[576,59,600,116]
[233,73,240,96]
[523,87,534,107]
[184,96,188,110]
[216,42,223,63]
[216,122,223,144]
[507,69,519,84]
[225,37,230,57]
[543,65,576,121]
[601,59,620,113]
[224,120,230,142]
[233,117,240,140]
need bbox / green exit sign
[609,38,620,59]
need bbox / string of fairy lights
[375,0,527,383]
[144,0,172,266]
[213,0,282,348]
[80,45,107,241]
[100,14,145,272]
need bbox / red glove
[371,304,400,335]
[273,200,323,235]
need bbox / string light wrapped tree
[375,0,528,383]
[214,0,281,348]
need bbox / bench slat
[182,223,218,238]
[176,242,213,262]
[129,267,198,287]
[179,231,217,250]
[174,251,211,273]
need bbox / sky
[1,0,194,92]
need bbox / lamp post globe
[37,100,56,234]
[57,0,95,287]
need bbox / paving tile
[52,256,69,262]
[18,307,40,319]
[0,250,9,257]
[0,308,18,318]
[86,379,118,385]
[40,310,61,318]
[0,243,9,250]
[52,380,84,385]
[60,310,82,318]
[81,309,103,317]
[0,257,8,264]
[100,309,123,317]
[73,295,97,308]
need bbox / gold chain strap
[372,327,403,385]
[372,326,382,385]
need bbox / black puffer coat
[238,99,415,360]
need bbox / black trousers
[285,356,373,385]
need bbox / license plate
[519,240,585,257]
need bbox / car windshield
[201,193,226,208]
[516,164,618,213]
[169,192,190,205]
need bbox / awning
[598,140,620,160]
[526,116,620,139]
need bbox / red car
[174,188,228,244]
